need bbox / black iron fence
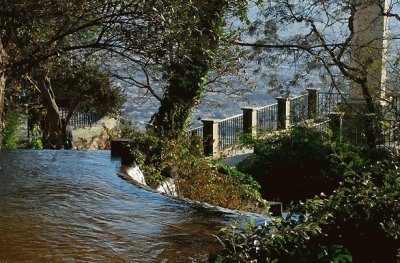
[257,103,278,134]
[318,92,348,116]
[218,114,243,151]
[290,94,309,125]
[59,108,103,129]
[187,89,350,155]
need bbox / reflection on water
[0,150,263,262]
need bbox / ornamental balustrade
[187,88,354,156]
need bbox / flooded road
[0,150,259,262]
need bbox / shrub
[172,152,265,211]
[121,127,266,211]
[216,217,352,263]
[120,129,166,187]
[2,110,23,149]
[216,148,400,262]
[29,124,43,150]
[297,151,400,262]
[238,127,352,205]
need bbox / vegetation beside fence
[237,127,349,206]
[215,129,400,262]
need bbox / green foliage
[216,145,400,262]
[48,57,126,116]
[121,129,166,187]
[296,151,400,262]
[238,127,352,205]
[2,110,22,149]
[217,163,264,205]
[147,0,250,137]
[29,124,43,150]
[122,126,265,211]
[216,217,352,263]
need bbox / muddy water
[0,150,264,262]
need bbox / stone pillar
[329,112,345,141]
[242,107,258,136]
[201,119,219,157]
[307,88,320,119]
[277,97,291,130]
[351,0,389,102]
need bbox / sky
[121,1,400,130]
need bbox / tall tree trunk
[0,40,7,147]
[28,75,63,149]
[149,1,227,138]
[40,78,63,149]
[150,58,207,138]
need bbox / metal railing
[257,103,278,135]
[59,108,103,129]
[378,124,400,149]
[218,114,243,151]
[290,94,309,125]
[318,92,348,117]
[340,118,400,148]
[186,126,204,138]
[311,119,330,133]
[182,90,400,156]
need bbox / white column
[351,0,390,102]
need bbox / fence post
[276,97,291,130]
[201,119,219,157]
[307,88,320,119]
[242,107,258,136]
[329,112,345,141]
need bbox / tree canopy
[236,0,400,102]
[0,0,251,146]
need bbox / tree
[234,0,400,145]
[119,0,249,138]
[1,0,251,146]
[20,56,125,148]
[0,0,153,147]
[49,58,125,122]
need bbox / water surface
[0,150,259,262]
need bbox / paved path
[220,149,253,167]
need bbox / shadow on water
[0,150,266,262]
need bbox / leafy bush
[216,148,400,262]
[121,129,167,187]
[172,151,265,211]
[121,128,265,211]
[297,151,400,262]
[29,124,43,150]
[2,110,23,149]
[217,163,264,207]
[238,127,353,205]
[216,217,352,263]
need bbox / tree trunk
[360,81,378,147]
[149,1,227,138]
[41,78,63,149]
[0,71,5,148]
[149,57,209,138]
[0,40,7,147]
[42,104,62,149]
[28,75,63,149]
[150,94,196,138]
